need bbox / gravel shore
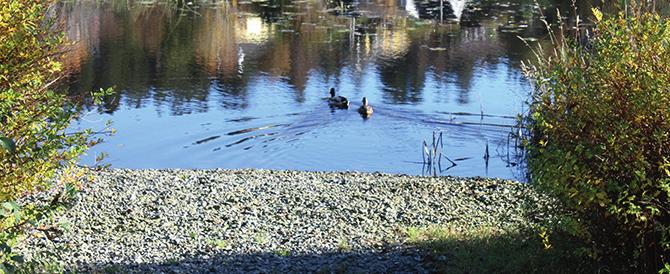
[21,169,554,273]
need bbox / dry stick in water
[422,131,455,174]
[432,132,437,164]
[422,140,427,164]
[484,140,490,165]
[433,132,439,157]
[437,132,443,167]
[423,140,432,165]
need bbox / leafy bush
[0,0,110,272]
[523,7,670,272]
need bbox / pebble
[18,169,555,273]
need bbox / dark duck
[328,88,349,109]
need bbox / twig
[484,140,490,164]
[422,140,430,164]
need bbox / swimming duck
[328,88,349,109]
[358,97,373,116]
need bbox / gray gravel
[20,169,555,273]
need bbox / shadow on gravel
[404,226,593,274]
[75,229,591,274]
[81,246,430,273]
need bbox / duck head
[329,88,335,97]
[362,97,368,106]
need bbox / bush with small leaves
[524,6,670,272]
[0,0,111,272]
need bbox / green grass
[404,225,591,273]
[178,173,190,181]
[208,239,227,249]
[253,232,268,245]
[273,249,290,257]
[337,238,351,252]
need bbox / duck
[328,88,349,109]
[358,97,373,116]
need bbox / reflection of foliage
[413,0,456,20]
[61,1,236,114]
[58,0,559,111]
[524,8,670,273]
[0,0,111,271]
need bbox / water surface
[57,0,581,180]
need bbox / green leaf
[0,243,10,253]
[0,137,15,154]
[592,8,603,22]
[660,263,670,274]
[9,255,23,264]
[1,202,18,212]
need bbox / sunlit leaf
[592,8,603,22]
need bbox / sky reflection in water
[57,0,572,180]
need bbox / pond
[55,0,591,180]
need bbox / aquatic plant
[421,131,456,176]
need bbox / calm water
[56,0,590,180]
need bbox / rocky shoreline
[21,169,555,273]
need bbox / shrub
[0,0,110,271]
[523,6,670,272]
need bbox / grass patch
[404,225,590,273]
[99,264,123,274]
[253,232,268,245]
[178,173,190,181]
[273,249,290,257]
[208,239,227,250]
[337,239,351,252]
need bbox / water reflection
[56,0,602,180]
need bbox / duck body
[358,97,373,116]
[328,88,349,109]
